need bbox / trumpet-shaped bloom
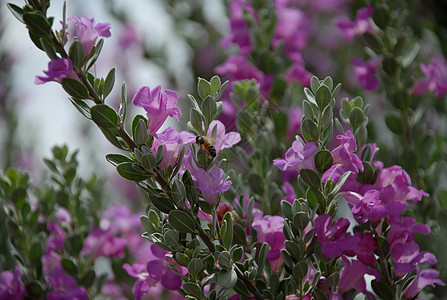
[252,215,286,271]
[0,267,26,300]
[190,167,232,205]
[35,58,75,85]
[68,16,111,54]
[47,267,88,300]
[153,127,195,169]
[352,57,380,91]
[273,141,317,173]
[403,266,445,298]
[337,5,374,42]
[412,57,447,98]
[345,233,378,266]
[206,120,241,154]
[315,214,359,258]
[133,86,182,135]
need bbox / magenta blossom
[282,181,296,204]
[124,244,184,300]
[352,57,381,91]
[412,57,447,98]
[252,215,286,272]
[285,53,312,87]
[344,232,378,266]
[68,16,111,55]
[153,127,195,169]
[337,4,375,42]
[206,120,241,154]
[47,267,88,300]
[315,214,359,258]
[35,58,75,85]
[403,266,445,298]
[273,140,317,173]
[0,267,26,300]
[133,86,182,135]
[190,167,232,205]
[375,165,428,204]
[220,0,257,55]
[215,55,264,83]
[286,106,303,139]
[339,256,380,297]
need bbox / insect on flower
[196,135,217,158]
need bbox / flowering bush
[1,0,447,299]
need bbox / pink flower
[339,256,380,296]
[286,107,303,139]
[34,58,75,85]
[220,0,257,55]
[315,214,359,258]
[252,215,286,271]
[118,25,140,50]
[68,16,111,54]
[47,267,88,300]
[206,120,241,154]
[153,127,195,169]
[352,57,381,91]
[215,55,264,83]
[273,141,317,173]
[285,53,312,87]
[412,57,447,97]
[0,267,26,300]
[190,167,232,205]
[132,86,182,135]
[345,232,378,266]
[282,181,296,204]
[337,5,375,42]
[403,266,445,298]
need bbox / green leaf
[222,212,233,249]
[302,100,315,119]
[197,77,211,100]
[385,112,404,135]
[314,150,333,175]
[301,119,319,143]
[105,153,133,166]
[210,75,222,95]
[188,258,205,278]
[91,104,119,128]
[363,32,382,52]
[65,234,83,255]
[300,169,321,189]
[149,194,175,214]
[349,107,365,129]
[103,68,116,99]
[232,246,243,262]
[23,11,51,36]
[293,261,308,284]
[80,270,96,289]
[62,78,90,99]
[29,240,44,263]
[330,171,352,195]
[183,282,203,299]
[293,211,309,231]
[69,40,85,69]
[315,85,332,109]
[140,152,156,170]
[202,96,217,127]
[61,257,78,276]
[281,200,294,220]
[120,82,127,122]
[284,240,302,261]
[7,3,25,23]
[164,230,180,248]
[183,170,199,207]
[248,172,264,195]
[140,215,155,233]
[172,179,186,205]
[116,162,151,181]
[322,76,333,90]
[306,187,324,210]
[168,210,196,234]
[190,108,204,133]
[218,268,238,289]
[100,127,127,150]
[257,242,270,277]
[310,76,320,94]
[371,280,393,299]
[69,98,91,119]
[40,38,57,59]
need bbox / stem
[234,267,264,300]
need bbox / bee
[196,135,217,158]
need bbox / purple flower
[153,127,195,169]
[47,221,66,253]
[47,267,88,300]
[206,120,241,154]
[0,267,26,300]
[352,57,380,91]
[132,86,182,135]
[35,58,75,85]
[286,106,303,139]
[272,6,310,57]
[118,25,140,50]
[282,181,296,204]
[412,57,447,97]
[220,0,257,55]
[403,266,445,298]
[337,5,375,42]
[375,165,428,204]
[68,16,111,55]
[273,140,317,173]
[339,256,380,296]
[252,215,286,272]
[124,244,184,299]
[315,214,359,258]
[82,227,127,259]
[190,167,232,205]
[215,55,264,83]
[285,53,312,87]
[344,233,378,266]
